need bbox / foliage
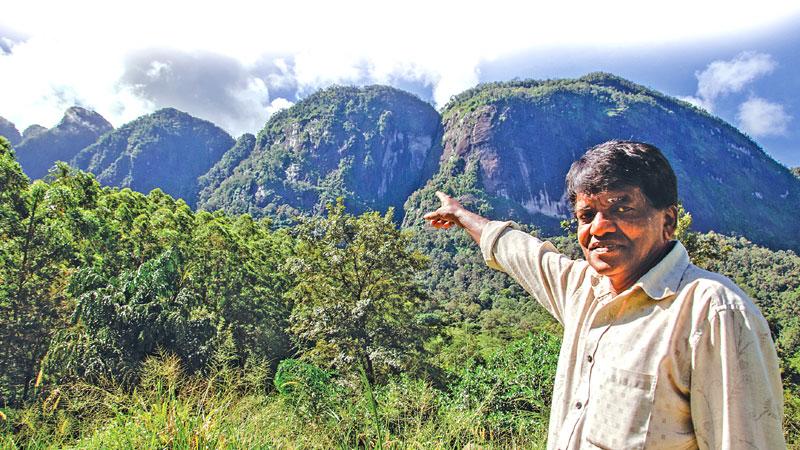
[0,157,90,405]
[1,144,799,447]
[448,333,560,435]
[43,195,293,387]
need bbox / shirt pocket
[585,366,657,450]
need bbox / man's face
[575,186,677,292]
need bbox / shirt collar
[590,241,690,301]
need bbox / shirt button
[587,355,593,363]
[576,401,583,409]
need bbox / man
[424,141,784,449]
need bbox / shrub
[274,359,339,419]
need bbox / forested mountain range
[2,73,799,250]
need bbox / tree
[0,156,96,405]
[45,193,294,385]
[286,199,430,382]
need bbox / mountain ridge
[72,107,235,207]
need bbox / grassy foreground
[1,334,556,449]
[3,348,800,448]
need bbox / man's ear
[663,205,678,239]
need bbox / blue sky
[1,1,798,166]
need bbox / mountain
[403,73,800,251]
[199,85,442,220]
[15,107,113,179]
[0,116,22,145]
[72,108,235,207]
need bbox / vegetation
[1,137,799,448]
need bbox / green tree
[286,199,430,382]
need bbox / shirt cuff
[480,220,516,270]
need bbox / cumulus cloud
[678,95,713,111]
[120,50,276,136]
[688,51,776,112]
[736,96,791,137]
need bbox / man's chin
[587,254,620,275]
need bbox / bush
[450,333,560,434]
[274,359,339,419]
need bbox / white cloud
[146,61,171,80]
[689,51,776,112]
[737,96,791,137]
[1,1,799,135]
[266,98,294,117]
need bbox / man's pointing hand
[423,191,463,229]
[423,191,489,244]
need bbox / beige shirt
[480,221,785,450]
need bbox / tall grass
[1,348,552,449]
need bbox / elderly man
[424,141,784,449]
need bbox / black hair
[565,140,678,210]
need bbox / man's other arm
[690,290,785,449]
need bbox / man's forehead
[575,187,645,207]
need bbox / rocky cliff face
[200,85,442,221]
[72,108,234,207]
[404,74,800,251]
[15,107,113,179]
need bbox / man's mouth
[589,242,622,252]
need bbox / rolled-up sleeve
[479,220,589,326]
[690,305,785,449]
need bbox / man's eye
[615,206,631,213]
[578,213,594,223]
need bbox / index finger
[435,191,451,203]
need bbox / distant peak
[0,116,22,144]
[59,106,113,133]
[23,124,47,139]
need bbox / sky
[1,0,799,166]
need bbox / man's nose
[590,211,616,235]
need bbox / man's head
[565,141,679,292]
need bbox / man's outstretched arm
[424,191,585,326]
[423,191,489,244]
